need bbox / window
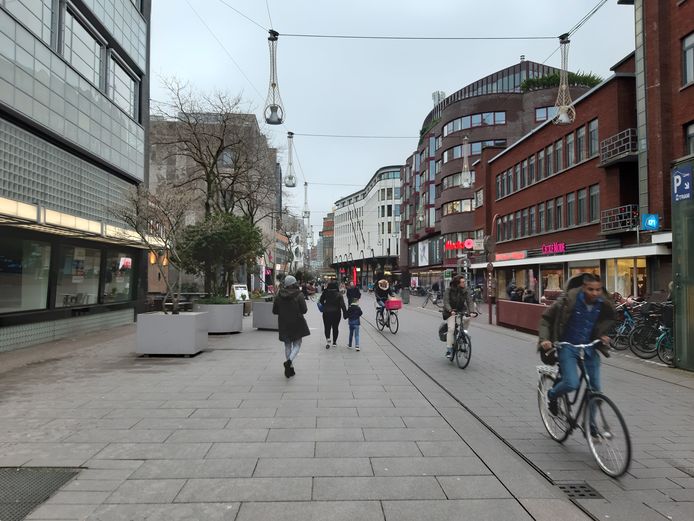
[387,221,392,234]
[555,139,563,171]
[521,160,528,188]
[0,237,51,313]
[496,175,502,199]
[684,32,694,85]
[386,188,393,199]
[521,209,528,237]
[566,193,575,227]
[538,203,545,233]
[546,200,554,231]
[578,188,587,224]
[566,133,575,167]
[56,246,101,307]
[515,211,521,238]
[442,199,474,215]
[555,196,564,229]
[588,119,599,157]
[394,187,401,199]
[589,184,600,222]
[515,164,521,190]
[528,155,535,184]
[546,145,554,177]
[475,188,484,208]
[387,205,393,217]
[109,56,138,118]
[687,123,694,156]
[104,251,134,302]
[529,206,536,235]
[535,106,558,122]
[64,9,103,87]
[537,150,545,180]
[506,170,512,194]
[576,127,586,162]
[4,0,54,44]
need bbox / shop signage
[542,242,566,255]
[673,163,692,203]
[495,251,527,261]
[640,214,660,231]
[444,239,476,251]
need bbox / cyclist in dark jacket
[442,276,473,359]
[319,281,347,349]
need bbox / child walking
[345,299,363,351]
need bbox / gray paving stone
[235,501,384,521]
[382,499,534,521]
[26,503,97,520]
[649,501,694,521]
[62,480,125,492]
[206,441,315,458]
[63,429,172,443]
[104,479,186,503]
[189,407,277,418]
[318,399,394,408]
[43,490,112,504]
[364,427,460,441]
[274,407,359,417]
[401,416,452,428]
[316,416,405,428]
[519,499,593,521]
[437,475,512,499]
[86,502,241,521]
[266,427,364,442]
[416,441,475,456]
[357,407,438,417]
[316,441,421,457]
[104,408,194,418]
[176,477,312,502]
[372,456,491,476]
[224,416,317,428]
[313,476,445,500]
[166,428,269,443]
[96,443,211,460]
[132,458,257,478]
[133,418,228,430]
[254,457,373,477]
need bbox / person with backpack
[345,298,363,351]
[319,281,347,348]
[272,275,310,378]
[538,273,615,415]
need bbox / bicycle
[445,311,479,369]
[656,303,674,365]
[376,299,400,334]
[537,340,632,478]
[608,302,642,350]
[421,290,443,309]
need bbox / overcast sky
[150,0,636,239]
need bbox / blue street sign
[673,164,692,203]
[641,214,659,231]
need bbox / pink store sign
[542,241,566,255]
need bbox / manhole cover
[557,482,603,499]
[0,467,80,521]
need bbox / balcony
[599,128,638,167]
[601,204,638,235]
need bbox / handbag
[442,308,451,320]
[317,302,324,312]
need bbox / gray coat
[273,287,310,342]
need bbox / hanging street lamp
[264,30,285,125]
[553,33,576,125]
[284,131,296,188]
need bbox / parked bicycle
[537,339,631,477]
[656,303,674,365]
[608,301,643,350]
[439,311,479,369]
[421,290,443,309]
[376,299,401,334]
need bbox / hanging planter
[264,30,285,125]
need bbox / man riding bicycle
[538,273,615,417]
[442,275,473,359]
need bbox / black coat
[346,287,361,303]
[319,288,347,315]
[272,287,311,342]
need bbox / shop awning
[471,244,671,269]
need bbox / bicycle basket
[661,303,673,329]
[438,322,448,342]
[539,346,557,366]
[385,299,402,310]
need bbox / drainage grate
[557,482,604,499]
[0,467,80,521]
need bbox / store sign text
[444,239,475,251]
[542,242,566,255]
[495,251,527,261]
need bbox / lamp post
[487,213,500,325]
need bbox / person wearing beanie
[272,275,310,377]
[345,298,363,351]
[318,281,347,348]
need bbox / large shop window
[63,9,103,87]
[606,258,647,298]
[0,238,51,313]
[104,251,134,302]
[4,0,54,45]
[56,246,101,307]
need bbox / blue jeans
[549,344,601,399]
[349,324,360,347]
[284,339,302,361]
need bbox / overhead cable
[215,0,267,31]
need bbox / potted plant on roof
[179,212,264,334]
[112,183,208,355]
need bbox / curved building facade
[400,59,591,288]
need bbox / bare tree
[111,183,195,314]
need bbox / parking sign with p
[673,164,692,203]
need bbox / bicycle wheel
[537,373,571,442]
[376,310,386,331]
[656,332,675,365]
[628,324,659,358]
[388,311,399,334]
[585,393,631,478]
[455,332,471,369]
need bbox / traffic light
[631,208,639,228]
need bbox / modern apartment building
[399,59,592,287]
[333,166,403,286]
[0,0,151,351]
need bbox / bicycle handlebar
[554,339,603,349]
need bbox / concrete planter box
[252,300,278,330]
[136,312,208,355]
[193,303,243,334]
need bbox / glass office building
[0,0,151,351]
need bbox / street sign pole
[487,262,494,325]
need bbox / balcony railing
[601,204,638,234]
[599,128,638,166]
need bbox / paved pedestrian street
[0,296,692,520]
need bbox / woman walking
[319,281,347,348]
[272,275,310,377]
